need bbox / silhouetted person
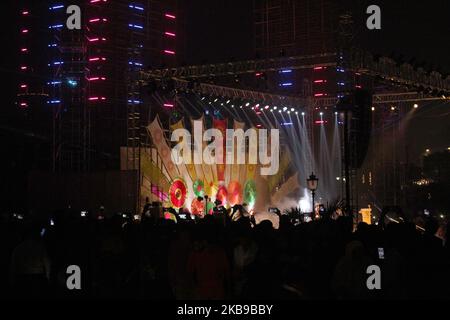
[187,222,230,300]
[423,218,443,249]
[332,241,373,299]
[213,200,228,227]
[143,197,151,216]
[9,223,51,299]
[232,235,258,297]
[168,227,193,299]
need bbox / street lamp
[307,173,318,220]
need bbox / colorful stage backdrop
[130,116,300,214]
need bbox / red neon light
[165,32,176,37]
[88,37,107,42]
[21,48,28,53]
[20,84,28,89]
[164,103,174,108]
[89,18,108,23]
[165,13,176,19]
[20,102,28,107]
[87,77,106,81]
[314,93,326,97]
[315,120,328,125]
[314,66,325,71]
[89,57,107,62]
[22,11,29,15]
[21,29,29,34]
[164,50,176,55]
[20,66,28,71]
[89,97,106,101]
[314,80,327,83]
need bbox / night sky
[354,0,450,73]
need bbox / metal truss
[168,78,449,108]
[372,92,448,104]
[140,53,337,79]
[141,49,450,93]
[170,78,334,107]
[17,92,50,98]
[347,48,450,93]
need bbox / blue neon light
[49,5,64,10]
[129,24,144,29]
[129,4,144,11]
[128,100,142,104]
[67,80,78,87]
[49,24,64,29]
[48,61,64,67]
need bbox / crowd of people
[1,205,449,300]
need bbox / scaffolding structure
[254,0,338,57]
[142,51,450,94]
[44,1,182,212]
[48,0,182,174]
[49,4,89,173]
[126,0,181,210]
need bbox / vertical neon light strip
[163,11,176,56]
[47,5,65,105]
[126,2,146,106]
[19,8,30,107]
[313,66,329,98]
[88,1,109,103]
